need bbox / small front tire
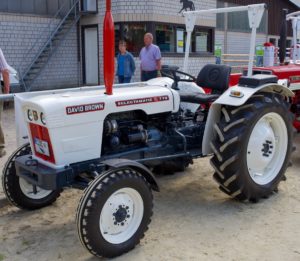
[76,167,153,258]
[2,143,61,210]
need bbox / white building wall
[0,13,79,91]
[128,56,215,83]
[215,30,267,53]
[215,30,268,70]
[85,0,217,84]
[226,32,267,54]
[31,26,80,90]
[110,0,216,27]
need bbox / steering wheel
[173,70,196,82]
[161,65,196,89]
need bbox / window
[216,0,225,30]
[156,25,175,53]
[115,23,147,55]
[192,28,213,53]
[155,24,213,54]
[216,1,267,34]
[269,38,277,46]
[115,22,214,56]
[0,0,71,16]
[82,0,97,13]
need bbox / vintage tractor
[225,10,300,131]
[1,3,295,259]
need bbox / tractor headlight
[40,112,46,125]
[27,109,33,121]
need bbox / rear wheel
[210,93,293,201]
[2,143,61,210]
[76,167,153,258]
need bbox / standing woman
[0,48,9,157]
[116,40,136,83]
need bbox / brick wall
[110,0,216,27]
[127,56,215,83]
[216,31,267,54]
[92,0,217,84]
[215,30,267,71]
[31,26,80,91]
[1,1,251,91]
[0,12,79,91]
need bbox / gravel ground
[1,108,300,261]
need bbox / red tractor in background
[228,9,300,131]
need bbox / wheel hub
[19,177,52,199]
[247,112,288,185]
[261,140,273,157]
[113,205,130,225]
[100,187,144,244]
[247,118,276,171]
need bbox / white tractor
[1,3,294,258]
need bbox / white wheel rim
[247,112,288,185]
[100,187,144,244]
[19,178,53,199]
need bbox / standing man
[116,40,136,83]
[139,33,162,81]
[0,48,10,157]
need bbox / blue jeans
[256,56,263,67]
[141,70,158,81]
[118,76,132,84]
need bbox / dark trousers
[118,76,132,84]
[141,70,158,81]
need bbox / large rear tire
[76,167,153,258]
[210,93,293,202]
[2,143,61,210]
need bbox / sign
[215,44,222,57]
[116,96,169,107]
[177,29,184,53]
[196,34,207,52]
[66,102,105,115]
[256,45,264,56]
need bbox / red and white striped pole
[103,0,115,95]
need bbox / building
[0,0,298,91]
[216,0,300,56]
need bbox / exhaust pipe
[279,9,288,65]
[103,0,115,95]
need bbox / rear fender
[202,83,294,155]
[101,158,159,191]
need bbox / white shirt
[0,48,9,72]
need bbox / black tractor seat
[179,64,231,104]
[180,92,220,104]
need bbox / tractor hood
[14,79,179,167]
[16,79,179,129]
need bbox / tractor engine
[100,108,206,166]
[102,111,165,154]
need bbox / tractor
[1,2,295,258]
[224,10,300,131]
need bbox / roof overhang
[289,0,300,8]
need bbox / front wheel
[76,167,153,258]
[2,143,61,210]
[210,93,293,202]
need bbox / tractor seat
[180,92,220,104]
[179,64,231,104]
[196,64,231,93]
